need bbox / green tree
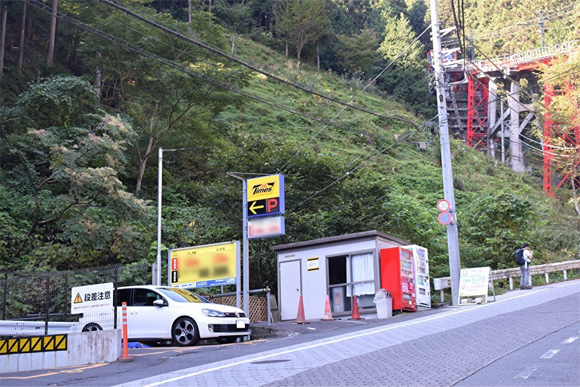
[460,192,534,269]
[275,0,330,68]
[407,0,427,37]
[78,6,248,196]
[378,12,424,71]
[0,76,150,270]
[214,0,253,54]
[336,29,380,75]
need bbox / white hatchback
[79,285,250,346]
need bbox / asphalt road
[457,320,580,386]
[1,280,579,387]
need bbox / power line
[25,0,374,140]
[277,26,431,173]
[27,0,436,204]
[473,5,575,41]
[294,130,419,209]
[293,115,440,209]
[90,2,433,162]
[463,41,580,146]
[96,0,419,127]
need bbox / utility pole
[430,0,461,306]
[538,11,545,48]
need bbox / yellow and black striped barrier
[0,334,67,355]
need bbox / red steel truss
[543,83,580,197]
[466,74,489,148]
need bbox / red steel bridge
[442,40,579,197]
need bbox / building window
[328,252,375,314]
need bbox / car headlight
[202,308,226,317]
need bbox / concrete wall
[1,329,122,373]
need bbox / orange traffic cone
[321,295,334,321]
[295,295,308,324]
[349,295,364,320]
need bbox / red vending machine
[380,247,417,312]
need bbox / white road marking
[540,349,560,359]
[561,336,578,344]
[513,366,537,379]
[137,287,557,387]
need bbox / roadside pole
[430,0,461,306]
[227,172,250,317]
[156,147,163,286]
[242,179,249,317]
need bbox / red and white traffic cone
[117,301,133,362]
[349,295,364,320]
[321,295,334,321]
[295,295,308,324]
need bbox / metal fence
[0,263,150,338]
[203,288,273,325]
[433,259,580,302]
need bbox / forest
[0,0,579,292]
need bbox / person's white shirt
[523,249,532,268]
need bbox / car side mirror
[153,299,167,307]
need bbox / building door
[280,260,301,320]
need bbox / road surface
[1,280,579,386]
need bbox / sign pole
[242,179,249,317]
[236,241,241,309]
[430,0,461,306]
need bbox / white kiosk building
[274,230,418,321]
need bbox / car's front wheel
[82,323,102,332]
[172,317,200,346]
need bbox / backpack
[514,248,525,266]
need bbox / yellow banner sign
[247,174,281,202]
[169,242,238,288]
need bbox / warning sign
[70,283,114,314]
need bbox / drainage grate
[251,359,291,364]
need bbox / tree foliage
[336,29,380,75]
[535,55,580,215]
[274,0,330,67]
[0,0,577,295]
[1,76,150,270]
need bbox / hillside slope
[0,2,577,292]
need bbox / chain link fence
[0,263,150,338]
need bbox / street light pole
[242,179,249,317]
[156,147,163,286]
[430,0,461,306]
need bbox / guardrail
[442,40,580,73]
[0,321,79,337]
[433,260,580,303]
[471,40,579,72]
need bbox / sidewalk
[248,283,559,341]
[250,305,444,340]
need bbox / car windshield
[157,287,210,303]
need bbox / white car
[79,285,250,346]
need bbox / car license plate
[236,319,245,329]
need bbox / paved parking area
[117,281,580,386]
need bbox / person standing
[520,242,533,289]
